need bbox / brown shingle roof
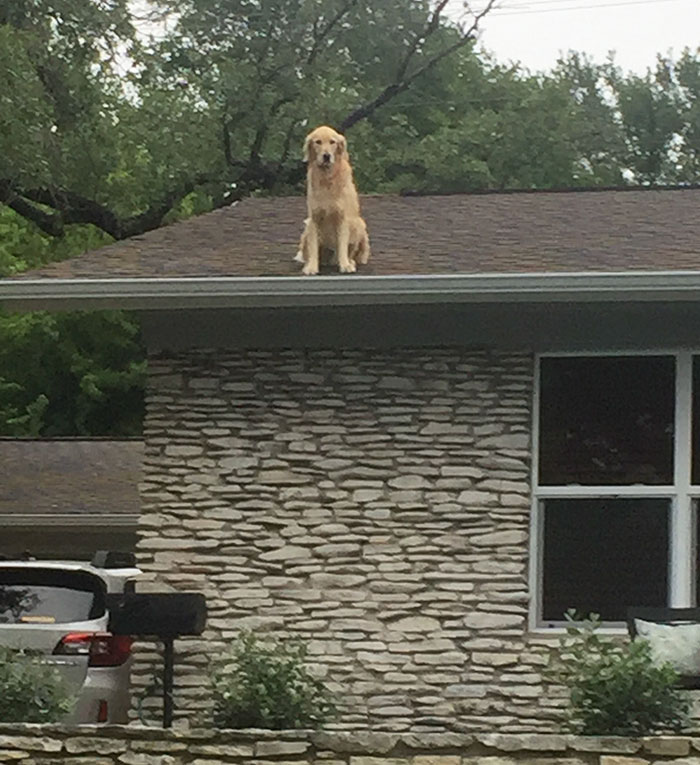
[0,439,142,516]
[13,188,700,279]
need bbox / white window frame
[530,349,700,632]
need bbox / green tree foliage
[551,53,628,186]
[349,51,593,193]
[0,206,110,277]
[0,309,145,437]
[610,60,686,183]
[0,206,144,436]
[554,49,700,185]
[676,51,700,180]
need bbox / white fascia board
[3,271,700,311]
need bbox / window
[692,357,700,485]
[542,498,669,622]
[533,353,699,627]
[539,356,674,486]
[0,569,105,624]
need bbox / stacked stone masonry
[2,727,700,765]
[136,348,553,730]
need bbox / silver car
[0,553,141,723]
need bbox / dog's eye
[330,139,336,144]
[315,139,322,145]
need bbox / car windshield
[0,568,105,624]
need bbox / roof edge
[3,271,700,311]
[399,182,700,198]
[0,513,139,527]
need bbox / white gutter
[3,271,700,311]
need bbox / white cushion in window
[634,618,700,675]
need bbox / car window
[0,568,105,624]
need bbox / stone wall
[0,726,699,765]
[135,348,551,730]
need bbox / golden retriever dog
[294,125,370,275]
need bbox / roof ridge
[398,183,700,197]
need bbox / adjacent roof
[12,188,700,279]
[0,439,143,521]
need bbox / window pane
[0,569,104,624]
[539,356,674,485]
[695,500,700,604]
[542,498,669,623]
[692,357,700,485]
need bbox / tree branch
[222,105,234,167]
[249,95,296,168]
[22,187,121,237]
[4,175,212,240]
[279,118,301,166]
[241,1,498,190]
[306,0,360,66]
[0,182,64,237]
[404,1,498,86]
[395,0,450,83]
[340,0,497,131]
[118,178,205,238]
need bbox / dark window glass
[695,501,700,603]
[692,357,700,485]
[539,356,674,485]
[542,498,669,622]
[0,569,104,624]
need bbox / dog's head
[303,125,346,169]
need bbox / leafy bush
[210,631,336,729]
[553,611,690,736]
[0,647,75,723]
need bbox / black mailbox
[106,593,206,637]
[105,592,207,728]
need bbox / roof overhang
[0,513,139,527]
[3,271,700,312]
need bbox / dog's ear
[336,133,347,157]
[303,134,313,162]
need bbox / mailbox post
[105,592,207,728]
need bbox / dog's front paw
[302,262,319,276]
[339,261,357,274]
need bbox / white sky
[446,0,700,74]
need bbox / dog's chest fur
[308,162,358,216]
[311,208,344,248]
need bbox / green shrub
[0,647,75,723]
[210,631,336,729]
[553,611,690,736]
